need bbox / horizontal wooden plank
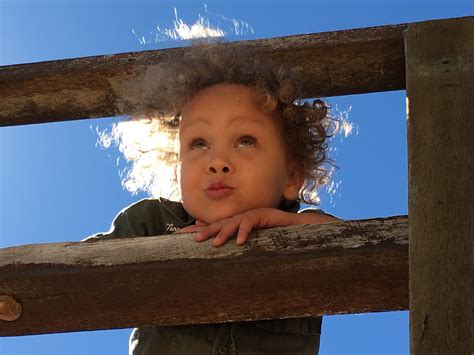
[0,215,408,336]
[0,22,409,126]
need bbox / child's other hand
[177,208,291,247]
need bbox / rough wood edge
[0,215,408,336]
[0,21,411,126]
[406,17,473,355]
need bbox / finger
[176,225,204,234]
[193,222,224,242]
[236,218,254,245]
[212,219,240,247]
[195,220,207,226]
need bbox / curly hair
[102,43,338,205]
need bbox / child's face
[178,84,302,224]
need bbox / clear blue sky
[0,1,472,354]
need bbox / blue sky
[0,1,472,354]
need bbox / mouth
[204,183,234,199]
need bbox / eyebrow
[229,117,266,127]
[182,117,211,129]
[182,116,265,130]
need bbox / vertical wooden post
[405,17,473,355]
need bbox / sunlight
[132,5,253,44]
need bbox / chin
[186,199,265,223]
[199,207,244,224]
[201,213,233,224]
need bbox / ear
[282,163,305,201]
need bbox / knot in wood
[0,295,22,321]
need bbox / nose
[207,157,233,174]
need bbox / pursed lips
[204,182,234,199]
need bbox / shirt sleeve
[298,207,339,219]
[82,199,164,242]
[82,211,135,242]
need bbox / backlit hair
[100,43,338,205]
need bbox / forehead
[180,83,279,130]
[183,83,258,112]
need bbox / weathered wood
[0,295,22,321]
[0,216,408,336]
[405,18,473,355]
[0,22,409,126]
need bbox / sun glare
[132,5,253,44]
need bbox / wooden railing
[0,216,408,336]
[0,23,407,126]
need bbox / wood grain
[406,17,473,355]
[0,216,408,336]
[0,22,408,126]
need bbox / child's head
[179,83,304,223]
[106,44,335,215]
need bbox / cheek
[263,160,290,193]
[245,164,286,193]
[178,159,189,185]
[179,164,190,187]
[179,164,195,209]
[179,159,200,190]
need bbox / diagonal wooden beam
[0,22,409,127]
[0,215,408,336]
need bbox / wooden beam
[405,18,473,355]
[0,216,408,336]
[0,22,409,127]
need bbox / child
[86,44,339,354]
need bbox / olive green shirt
[85,198,324,355]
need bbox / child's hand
[177,208,295,247]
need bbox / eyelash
[237,135,257,147]
[189,138,207,150]
[188,135,257,150]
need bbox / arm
[178,207,340,247]
[288,209,340,224]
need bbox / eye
[189,138,208,150]
[236,135,257,148]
